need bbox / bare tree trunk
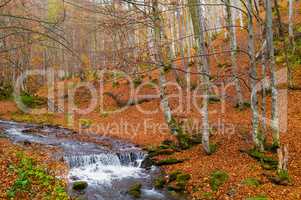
[273,0,283,37]
[247,0,264,151]
[288,0,294,44]
[188,0,211,154]
[288,0,294,88]
[152,0,175,133]
[188,0,200,49]
[176,2,188,86]
[167,7,181,84]
[277,145,289,172]
[225,0,244,109]
[266,0,280,148]
[261,41,268,132]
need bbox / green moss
[169,170,183,182]
[149,149,175,157]
[154,177,166,189]
[246,149,278,170]
[176,173,191,183]
[156,158,184,166]
[271,140,280,150]
[256,131,266,145]
[277,170,290,182]
[246,195,268,200]
[209,143,218,155]
[209,170,229,191]
[161,139,173,146]
[72,181,88,191]
[145,143,177,158]
[176,133,192,150]
[167,171,191,192]
[242,178,261,187]
[128,183,142,198]
[18,93,46,108]
[168,117,193,150]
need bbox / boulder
[141,156,155,170]
[72,181,88,191]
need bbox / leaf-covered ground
[0,138,69,199]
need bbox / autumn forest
[0,0,300,199]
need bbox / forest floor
[0,1,301,200]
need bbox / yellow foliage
[48,0,64,23]
[81,54,91,69]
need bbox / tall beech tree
[188,0,211,154]
[266,0,280,148]
[225,0,244,109]
[246,0,264,151]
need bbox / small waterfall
[65,151,146,168]
[117,151,145,167]
[65,154,122,168]
[65,151,148,186]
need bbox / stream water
[0,120,177,200]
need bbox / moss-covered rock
[162,140,174,146]
[209,170,229,191]
[149,149,175,157]
[244,149,278,170]
[145,143,177,158]
[154,177,166,189]
[72,181,88,191]
[140,156,155,170]
[267,170,291,186]
[167,171,191,192]
[127,183,142,198]
[169,170,183,182]
[156,158,184,166]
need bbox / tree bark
[247,0,264,151]
[288,0,294,44]
[152,0,176,135]
[176,2,189,86]
[266,0,280,148]
[188,0,211,154]
[225,0,244,109]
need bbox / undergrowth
[7,152,68,200]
